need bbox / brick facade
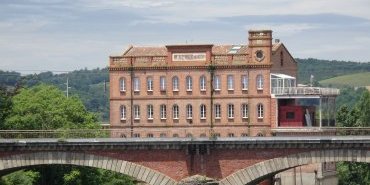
[109,30,297,138]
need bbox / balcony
[272,87,340,97]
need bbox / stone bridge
[0,137,369,185]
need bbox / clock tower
[248,30,272,64]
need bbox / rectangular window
[134,77,140,91]
[200,105,206,119]
[147,77,153,91]
[172,77,179,91]
[134,105,140,119]
[214,75,221,90]
[160,76,166,91]
[257,75,264,90]
[160,105,167,119]
[241,75,248,90]
[119,78,125,91]
[228,104,234,118]
[215,104,221,119]
[286,112,295,119]
[242,104,248,118]
[227,75,234,90]
[186,76,192,91]
[147,105,153,119]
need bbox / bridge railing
[0,127,369,139]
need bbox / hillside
[319,72,370,87]
[296,58,370,84]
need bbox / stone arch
[219,149,370,185]
[0,152,177,185]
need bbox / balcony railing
[271,87,340,96]
[0,127,369,139]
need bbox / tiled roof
[124,46,167,56]
[122,43,281,57]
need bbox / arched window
[214,104,221,119]
[228,104,234,118]
[200,104,206,119]
[160,133,167,138]
[121,134,126,138]
[227,75,234,90]
[256,133,264,137]
[241,133,248,137]
[256,74,263,90]
[242,104,248,118]
[147,77,153,91]
[228,133,235,137]
[120,105,126,120]
[133,133,140,138]
[241,75,248,90]
[172,104,179,119]
[200,75,206,91]
[257,103,264,118]
[147,104,153,119]
[213,75,221,90]
[172,76,179,91]
[160,104,166,119]
[134,105,140,119]
[186,104,193,119]
[160,76,166,91]
[280,51,284,66]
[173,133,179,138]
[119,78,125,91]
[133,77,140,91]
[186,76,192,91]
[147,133,154,138]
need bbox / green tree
[337,91,370,185]
[0,170,40,185]
[4,84,98,130]
[0,87,12,128]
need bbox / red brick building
[108,30,338,138]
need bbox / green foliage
[335,87,367,109]
[319,72,370,87]
[4,84,98,130]
[336,90,370,184]
[297,58,370,84]
[0,87,12,128]
[0,170,40,185]
[337,162,370,185]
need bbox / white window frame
[257,103,264,119]
[120,105,126,120]
[241,75,248,90]
[257,74,263,90]
[228,104,234,119]
[186,104,193,119]
[200,75,206,91]
[134,77,140,92]
[214,75,221,91]
[160,104,167,119]
[227,75,234,90]
[242,104,248,118]
[172,105,179,119]
[200,104,206,119]
[147,104,153,120]
[186,76,192,91]
[134,105,140,119]
[147,77,153,91]
[119,78,126,92]
[172,76,179,91]
[160,76,166,91]
[215,104,221,119]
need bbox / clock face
[255,50,265,62]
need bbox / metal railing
[271,87,340,96]
[0,127,369,139]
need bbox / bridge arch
[0,152,177,185]
[220,149,370,185]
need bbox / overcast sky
[1,0,370,73]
